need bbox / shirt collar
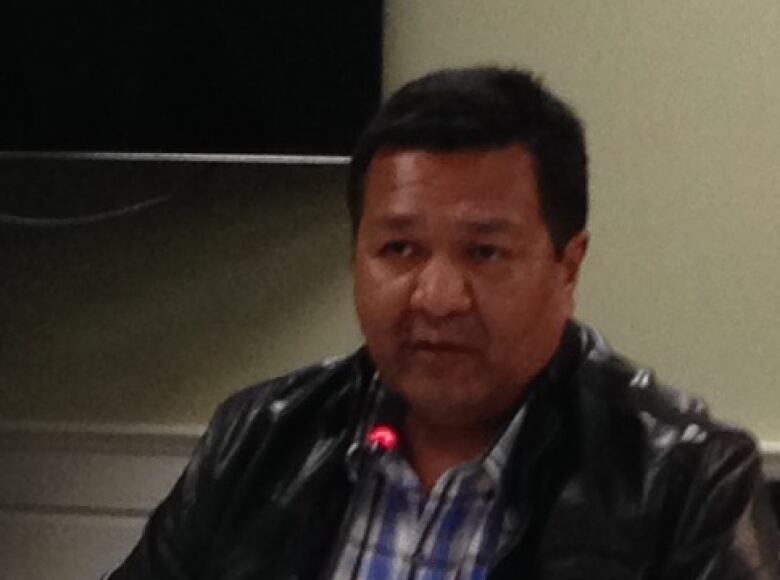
[482,402,527,484]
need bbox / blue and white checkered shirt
[333,395,526,580]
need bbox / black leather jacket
[109,323,779,579]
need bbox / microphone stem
[348,472,385,580]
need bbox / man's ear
[562,230,589,289]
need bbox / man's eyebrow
[369,215,522,234]
[458,218,521,235]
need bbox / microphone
[345,389,407,580]
[366,424,399,453]
[346,387,407,477]
[322,388,407,580]
[367,388,407,445]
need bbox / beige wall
[2,2,778,439]
[384,0,780,438]
[1,164,360,425]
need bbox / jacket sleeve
[104,393,254,580]
[662,431,780,580]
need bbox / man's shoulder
[213,350,371,428]
[219,351,365,415]
[196,349,370,461]
[574,322,760,469]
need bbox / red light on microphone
[367,425,398,452]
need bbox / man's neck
[403,414,507,493]
[395,322,580,492]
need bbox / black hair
[347,66,588,256]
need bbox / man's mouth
[407,340,477,354]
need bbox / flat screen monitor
[0,2,383,156]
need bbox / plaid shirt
[332,395,526,580]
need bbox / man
[109,67,779,579]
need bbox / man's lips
[406,340,478,353]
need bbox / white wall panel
[0,423,197,580]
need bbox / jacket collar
[489,320,596,568]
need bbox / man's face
[353,145,588,428]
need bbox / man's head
[351,67,589,430]
[348,66,588,257]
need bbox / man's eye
[380,241,415,257]
[468,244,505,262]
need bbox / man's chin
[391,377,500,427]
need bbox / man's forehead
[364,146,539,200]
[362,146,541,232]
[365,212,527,237]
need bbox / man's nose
[409,255,472,317]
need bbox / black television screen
[0,2,383,155]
